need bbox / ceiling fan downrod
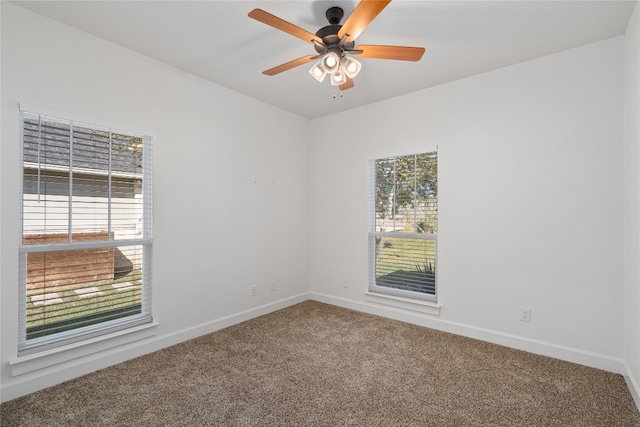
[325,6,344,25]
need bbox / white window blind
[19,110,153,356]
[368,151,438,301]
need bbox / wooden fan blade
[249,9,323,45]
[339,77,355,91]
[263,55,318,76]
[355,45,425,61]
[338,0,391,42]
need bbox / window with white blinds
[368,151,438,301]
[19,110,153,355]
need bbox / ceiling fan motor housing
[314,7,355,55]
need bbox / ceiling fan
[248,0,425,91]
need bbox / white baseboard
[309,292,627,376]
[1,293,309,403]
[624,362,640,412]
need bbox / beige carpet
[2,301,639,426]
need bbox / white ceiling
[12,0,637,119]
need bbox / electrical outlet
[343,278,349,288]
[251,285,257,296]
[520,307,531,322]
[270,280,276,292]
[251,172,257,182]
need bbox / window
[19,110,153,356]
[368,151,438,301]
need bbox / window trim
[364,291,441,316]
[368,150,438,303]
[9,321,159,376]
[17,104,154,357]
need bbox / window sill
[365,291,441,316]
[10,321,159,377]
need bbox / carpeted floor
[2,301,639,426]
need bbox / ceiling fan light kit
[248,1,425,92]
[304,47,360,87]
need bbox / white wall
[309,36,626,372]
[624,1,640,406]
[1,3,309,401]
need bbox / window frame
[17,106,154,356]
[368,150,438,303]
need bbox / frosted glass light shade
[321,52,341,73]
[330,67,347,86]
[309,61,326,82]
[340,56,361,78]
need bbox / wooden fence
[24,232,115,294]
